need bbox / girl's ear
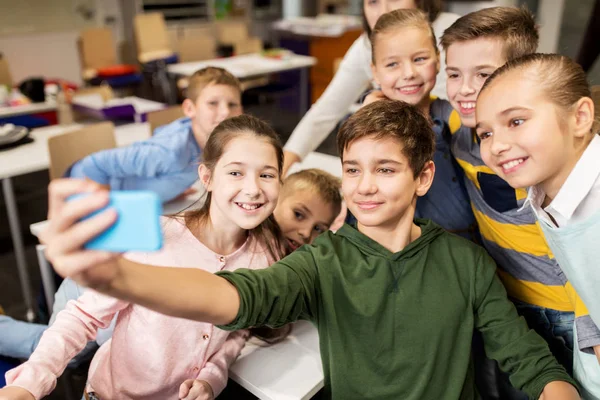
[572,96,595,138]
[371,63,381,87]
[182,98,196,118]
[198,164,212,191]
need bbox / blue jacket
[69,118,201,203]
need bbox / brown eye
[510,119,525,127]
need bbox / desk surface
[0,122,150,180]
[0,101,57,118]
[230,320,323,400]
[168,53,316,79]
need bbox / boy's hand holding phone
[41,179,162,287]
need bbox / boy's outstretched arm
[103,258,241,325]
[40,179,241,326]
[473,249,580,399]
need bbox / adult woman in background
[283,0,459,174]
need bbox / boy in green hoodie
[35,100,578,400]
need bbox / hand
[594,344,600,365]
[85,178,110,191]
[40,179,121,287]
[539,381,580,399]
[179,379,214,400]
[0,386,35,400]
[362,90,386,107]
[282,151,301,177]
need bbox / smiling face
[184,83,243,148]
[476,70,576,194]
[201,133,280,231]
[341,136,433,230]
[445,37,506,128]
[371,26,438,112]
[273,189,338,250]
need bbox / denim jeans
[513,299,574,374]
[489,300,575,400]
[0,279,115,367]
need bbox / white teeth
[460,102,475,109]
[398,85,420,93]
[502,159,524,170]
[237,203,261,210]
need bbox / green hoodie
[217,219,576,399]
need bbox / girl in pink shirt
[4,115,288,400]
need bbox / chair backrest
[48,121,116,180]
[73,85,115,102]
[0,54,13,87]
[216,20,248,45]
[147,105,185,134]
[134,13,173,63]
[234,37,263,56]
[177,36,217,62]
[79,27,117,70]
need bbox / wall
[0,31,82,85]
[0,0,123,86]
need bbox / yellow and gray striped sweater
[450,117,599,351]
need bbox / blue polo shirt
[69,117,201,203]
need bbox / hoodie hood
[335,218,445,262]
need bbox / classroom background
[0,0,598,398]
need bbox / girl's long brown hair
[183,114,289,261]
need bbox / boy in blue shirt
[69,67,243,203]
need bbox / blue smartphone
[71,191,163,252]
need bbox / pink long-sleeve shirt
[6,217,273,399]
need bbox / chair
[147,105,185,134]
[216,20,249,46]
[38,121,116,323]
[215,20,264,57]
[79,28,116,79]
[134,13,176,63]
[177,36,218,62]
[78,28,141,89]
[134,13,178,104]
[0,53,13,87]
[234,37,263,56]
[48,121,116,180]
